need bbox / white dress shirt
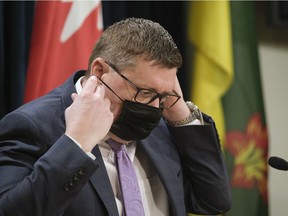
[98,140,169,215]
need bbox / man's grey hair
[87,17,182,73]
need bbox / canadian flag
[24,0,103,102]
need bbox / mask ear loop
[95,76,124,102]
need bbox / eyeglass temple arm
[94,76,124,102]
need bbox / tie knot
[106,138,124,152]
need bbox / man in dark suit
[0,18,231,216]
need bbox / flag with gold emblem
[223,1,268,215]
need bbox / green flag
[223,1,269,215]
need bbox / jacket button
[64,185,70,191]
[73,175,79,181]
[78,168,86,176]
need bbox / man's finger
[71,93,78,101]
[95,84,106,98]
[81,75,98,94]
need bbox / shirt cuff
[66,134,96,160]
[183,118,202,126]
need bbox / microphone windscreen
[268,156,288,171]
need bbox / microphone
[268,156,288,171]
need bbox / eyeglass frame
[104,61,181,109]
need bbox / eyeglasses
[105,61,181,109]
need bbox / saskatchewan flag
[187,1,269,216]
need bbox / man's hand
[162,76,191,122]
[65,76,113,152]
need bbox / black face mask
[110,100,163,141]
[96,76,163,141]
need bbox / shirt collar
[75,76,84,94]
[99,141,137,164]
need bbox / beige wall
[256,2,288,216]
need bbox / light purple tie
[107,139,145,216]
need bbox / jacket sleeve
[0,111,99,216]
[168,114,231,215]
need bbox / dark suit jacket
[0,71,231,216]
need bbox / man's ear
[89,58,109,78]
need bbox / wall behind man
[256,2,288,216]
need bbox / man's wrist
[65,134,96,160]
[165,101,203,127]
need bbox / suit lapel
[90,145,119,216]
[138,123,186,215]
